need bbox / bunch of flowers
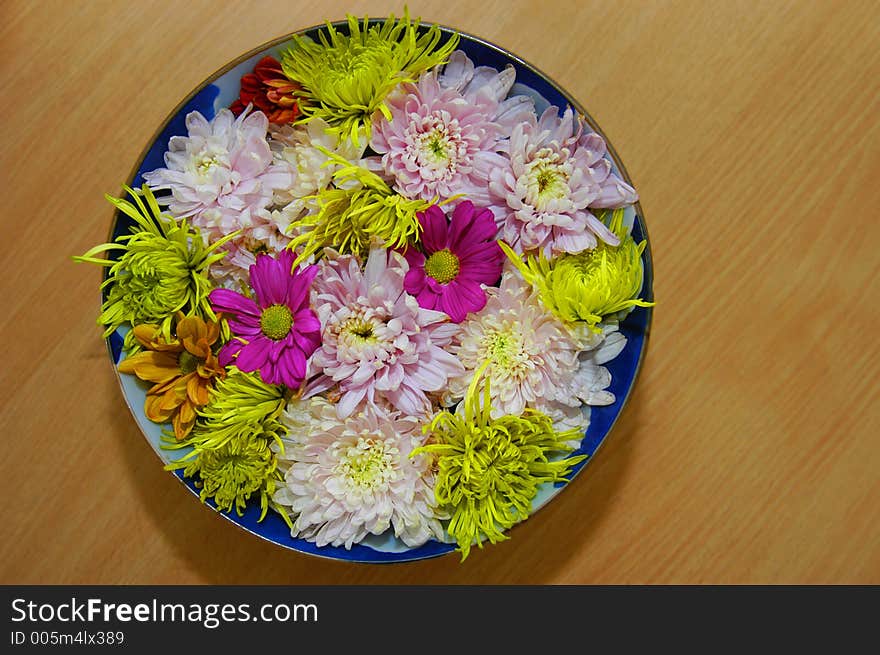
[76,10,652,560]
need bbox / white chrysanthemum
[143,108,299,290]
[278,395,338,444]
[273,409,445,549]
[535,328,627,440]
[449,271,583,417]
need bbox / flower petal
[418,205,449,252]
[209,288,260,318]
[235,336,272,372]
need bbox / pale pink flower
[448,272,598,418]
[273,409,445,549]
[488,106,638,256]
[370,62,531,206]
[437,50,535,130]
[143,107,294,267]
[307,248,464,418]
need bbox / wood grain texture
[1,0,878,584]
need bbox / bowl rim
[103,18,654,564]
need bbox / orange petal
[118,351,180,383]
[186,375,208,406]
[205,320,221,345]
[172,409,196,441]
[178,315,207,352]
[131,324,161,348]
[177,400,196,425]
[144,394,175,423]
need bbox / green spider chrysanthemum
[172,434,282,521]
[280,10,460,146]
[501,208,654,332]
[166,369,290,522]
[288,152,431,264]
[413,364,587,560]
[74,185,236,352]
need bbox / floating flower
[370,71,508,205]
[118,314,225,440]
[280,10,460,146]
[403,201,504,322]
[309,247,464,418]
[167,369,289,520]
[142,107,293,246]
[501,208,653,332]
[230,55,301,125]
[287,154,430,263]
[488,106,638,256]
[447,272,582,417]
[73,185,234,352]
[210,250,321,389]
[414,365,586,559]
[274,409,445,549]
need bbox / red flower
[230,56,300,125]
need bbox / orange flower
[118,314,225,439]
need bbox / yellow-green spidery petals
[413,364,586,560]
[288,151,431,264]
[73,185,236,352]
[280,10,460,147]
[165,369,290,524]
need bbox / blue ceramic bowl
[106,21,653,563]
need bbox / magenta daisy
[403,201,504,323]
[209,250,321,388]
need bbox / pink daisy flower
[209,250,321,388]
[403,201,504,322]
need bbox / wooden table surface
[1,0,878,584]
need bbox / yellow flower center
[260,304,294,340]
[483,327,527,373]
[177,350,200,375]
[341,316,377,343]
[424,249,460,285]
[524,151,570,210]
[336,437,395,490]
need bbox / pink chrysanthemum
[273,409,445,549]
[403,201,504,322]
[143,107,293,245]
[209,250,321,388]
[370,66,528,206]
[437,51,535,130]
[448,271,596,419]
[308,248,464,418]
[488,106,638,256]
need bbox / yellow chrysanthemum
[413,364,586,560]
[280,10,460,146]
[501,208,654,332]
[288,152,431,264]
[74,185,236,352]
[166,369,290,522]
